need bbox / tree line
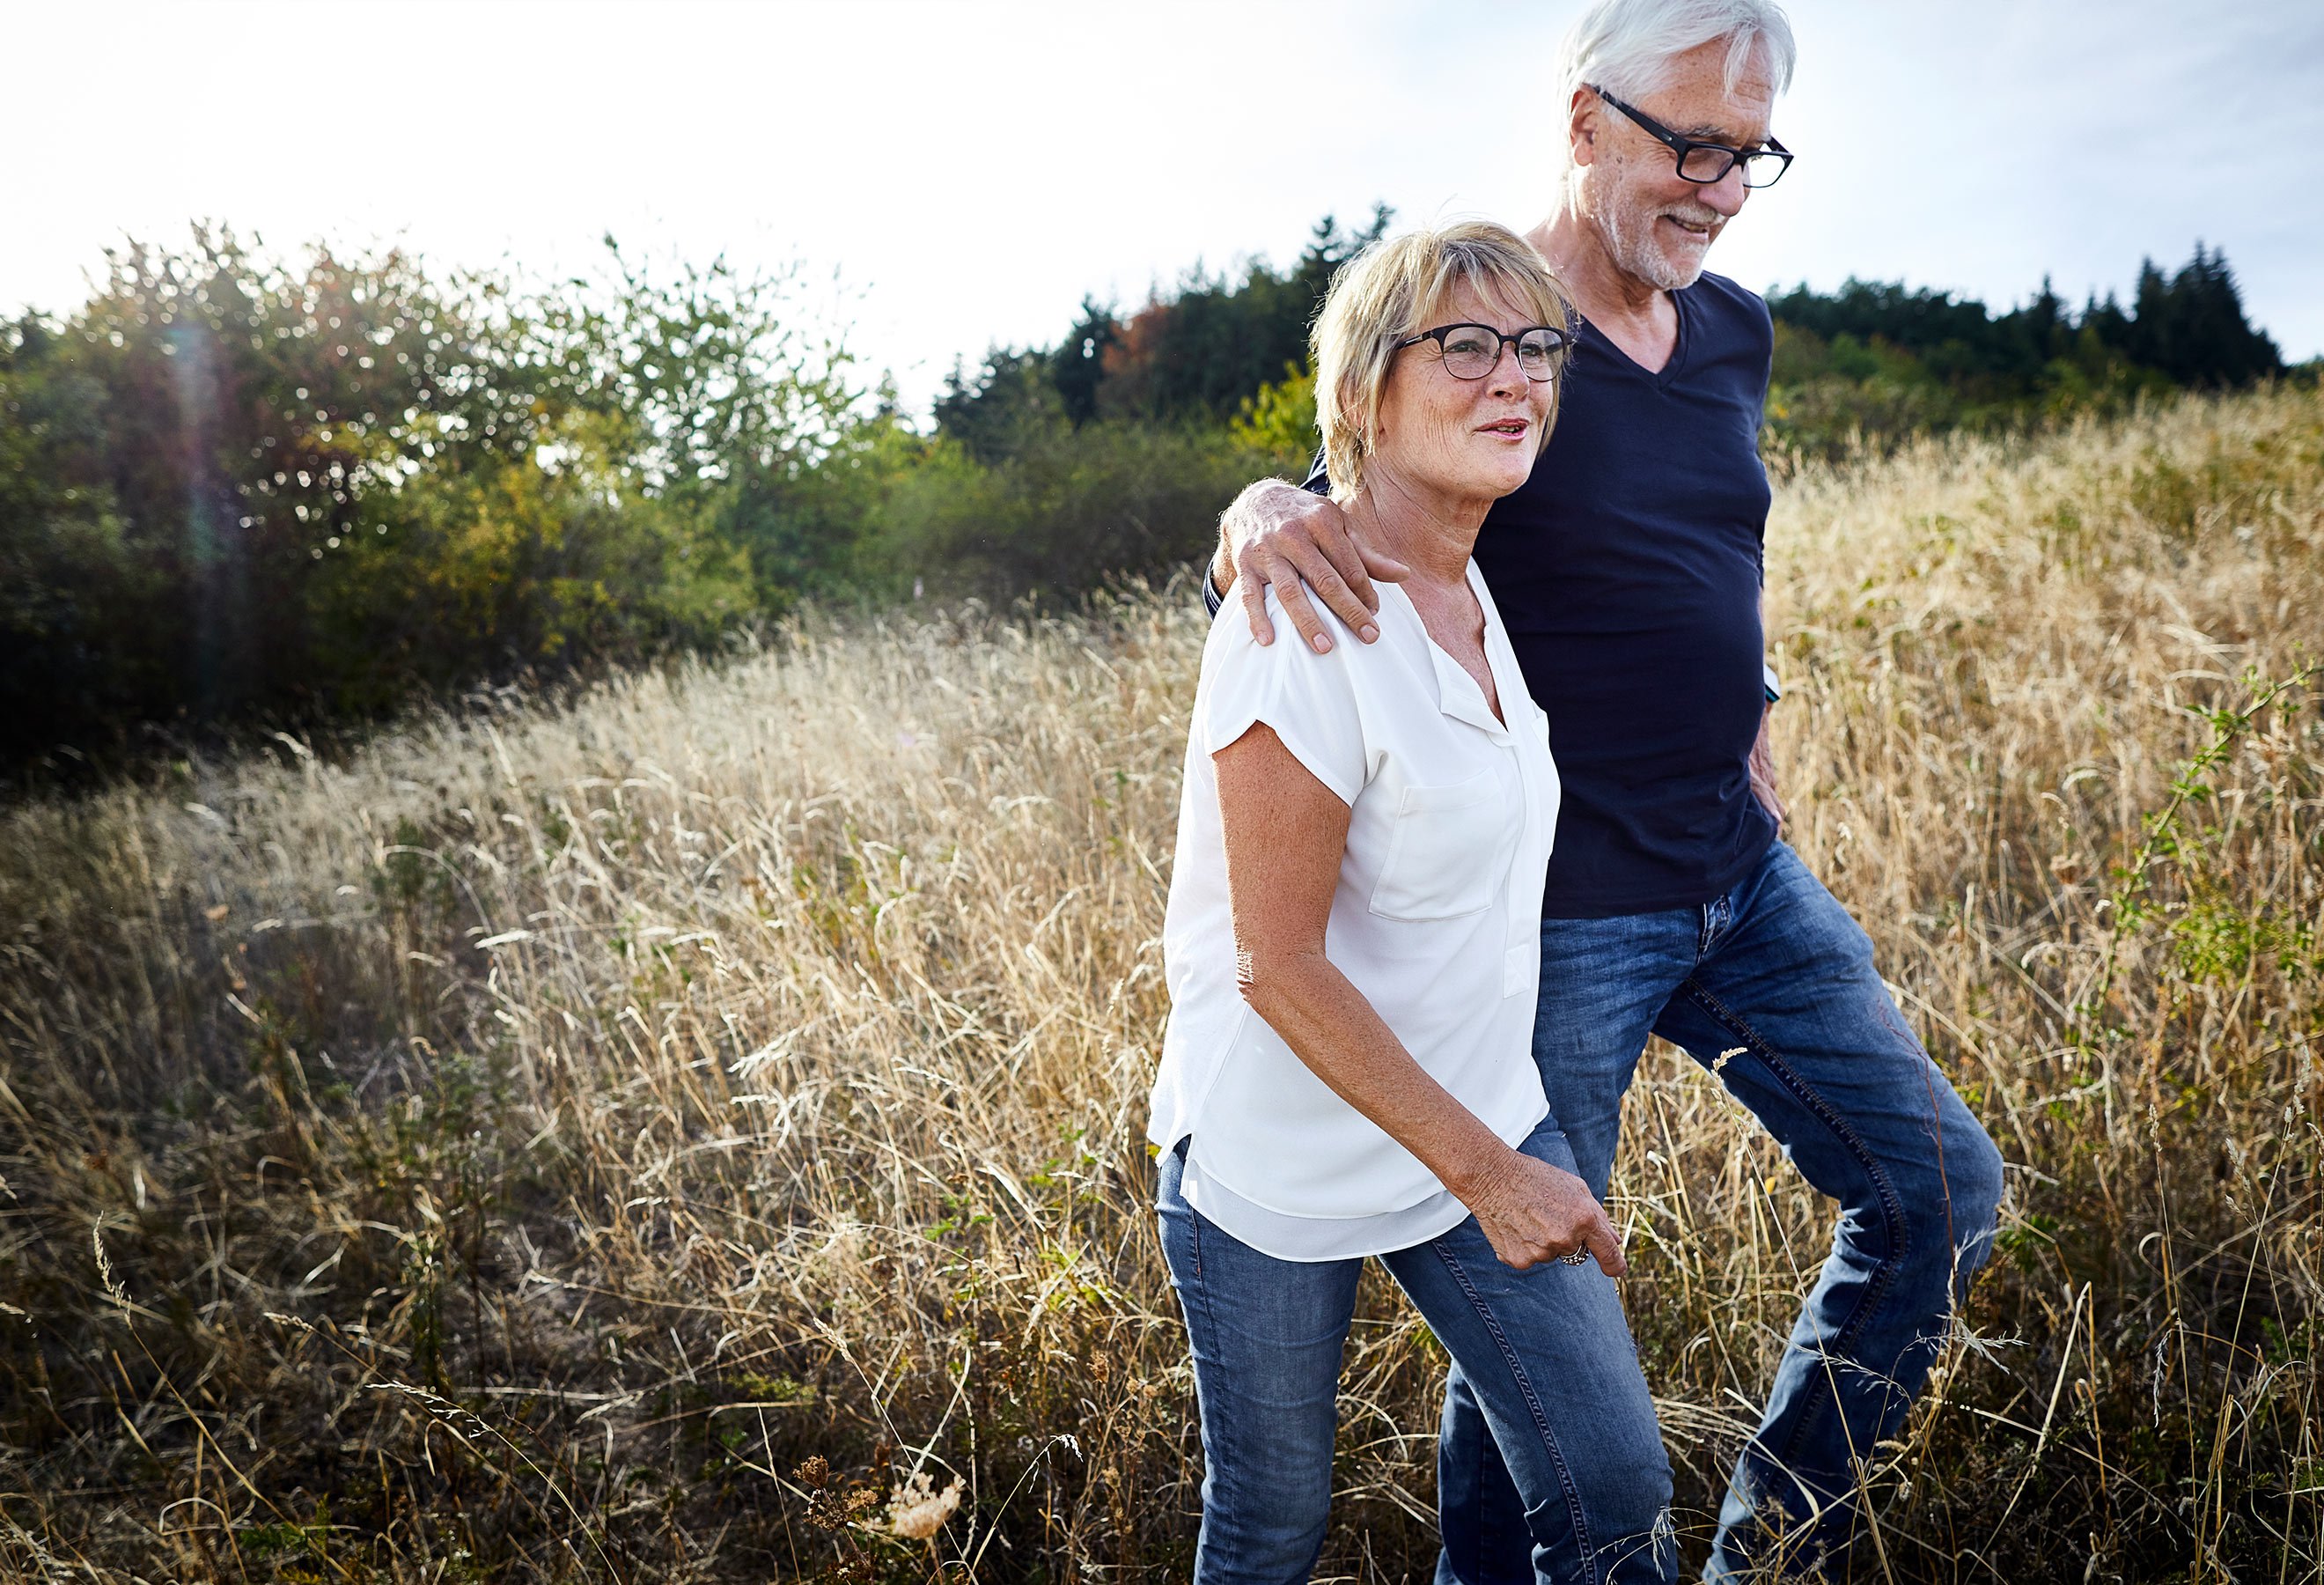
[1763,245,2283,452]
[0,217,2291,776]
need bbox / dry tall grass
[2,386,2319,1583]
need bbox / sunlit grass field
[3,385,2320,1582]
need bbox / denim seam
[1428,1241,1599,1585]
[1173,1197,1237,1550]
[1678,977,1911,1471]
[1183,1193,1211,1312]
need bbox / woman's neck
[1343,469,1489,593]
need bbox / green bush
[866,414,1271,602]
[0,232,848,768]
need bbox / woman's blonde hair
[1312,221,1575,499]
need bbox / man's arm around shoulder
[1210,476,1408,654]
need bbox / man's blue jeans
[1158,1122,1677,1584]
[1438,840,2005,1581]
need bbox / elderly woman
[1151,221,1675,1584]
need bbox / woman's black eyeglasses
[1397,322,1571,380]
[1587,85,1793,188]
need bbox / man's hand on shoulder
[1215,479,1408,653]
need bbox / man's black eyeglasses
[1397,322,1571,381]
[1586,84,1793,188]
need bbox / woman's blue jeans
[1158,1121,1677,1585]
[1438,841,2006,1581]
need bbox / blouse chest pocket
[1368,770,1510,922]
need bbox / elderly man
[1205,0,2004,1578]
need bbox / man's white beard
[1587,168,1719,291]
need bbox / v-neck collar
[1388,564,1511,739]
[1580,281,1690,389]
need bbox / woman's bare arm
[1214,725,1625,1273]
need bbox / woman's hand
[1458,1147,1629,1276]
[1214,480,1408,653]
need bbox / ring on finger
[1558,1248,1590,1266]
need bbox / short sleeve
[1197,591,1367,806]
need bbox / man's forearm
[1749,704,1784,826]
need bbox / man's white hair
[1556,0,1797,118]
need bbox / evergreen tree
[1051,296,1119,428]
[932,349,1063,464]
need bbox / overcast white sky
[6,0,2319,416]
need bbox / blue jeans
[1158,1121,1676,1584]
[1438,841,2004,1581]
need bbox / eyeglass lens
[1676,144,1786,188]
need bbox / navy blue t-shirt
[1256,270,1778,918]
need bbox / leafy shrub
[0,232,848,770]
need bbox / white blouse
[1151,562,1559,1261]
